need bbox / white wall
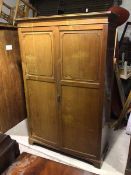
[0,0,30,23]
[118,0,131,40]
[4,0,16,6]
[0,0,16,23]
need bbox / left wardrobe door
[19,27,60,148]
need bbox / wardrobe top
[16,11,117,24]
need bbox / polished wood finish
[3,152,96,175]
[0,26,26,132]
[17,12,117,168]
[0,134,20,174]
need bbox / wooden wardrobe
[17,12,117,168]
[0,24,26,132]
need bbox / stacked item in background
[0,0,37,25]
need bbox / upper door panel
[59,25,103,83]
[21,27,56,78]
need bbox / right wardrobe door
[58,24,105,158]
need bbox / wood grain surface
[3,152,96,175]
[0,26,26,132]
[18,13,117,168]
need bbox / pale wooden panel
[17,15,109,28]
[61,86,100,156]
[23,32,54,77]
[61,30,102,82]
[27,80,58,146]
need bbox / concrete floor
[6,119,130,175]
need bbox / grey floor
[6,119,130,175]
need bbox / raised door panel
[60,25,103,83]
[27,80,58,147]
[61,86,100,157]
[22,29,54,77]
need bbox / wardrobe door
[20,27,59,148]
[59,25,104,158]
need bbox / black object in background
[29,0,122,16]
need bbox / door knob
[57,95,61,102]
